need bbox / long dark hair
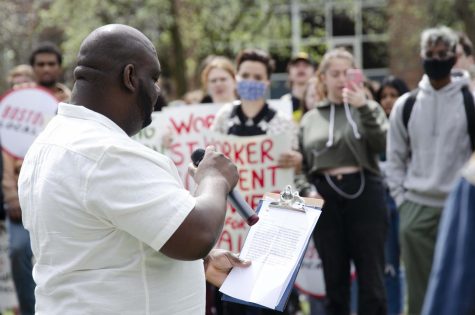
[376,75,409,103]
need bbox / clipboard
[220,186,324,312]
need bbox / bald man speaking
[18,24,248,314]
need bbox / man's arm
[386,94,411,207]
[160,146,238,260]
[2,152,22,221]
[356,101,389,154]
[343,84,388,154]
[86,145,238,262]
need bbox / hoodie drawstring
[326,104,336,147]
[344,102,361,140]
[326,103,361,148]
[324,102,365,199]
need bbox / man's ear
[122,64,136,92]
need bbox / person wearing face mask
[211,48,303,315]
[212,48,302,171]
[299,48,388,315]
[386,26,475,315]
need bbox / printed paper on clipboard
[220,193,323,311]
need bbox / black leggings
[312,171,388,315]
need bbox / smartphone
[345,68,364,90]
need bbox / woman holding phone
[376,76,409,315]
[299,48,389,315]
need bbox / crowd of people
[0,23,475,315]
[1,43,71,315]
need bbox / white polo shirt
[18,103,205,315]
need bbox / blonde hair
[201,56,236,91]
[316,48,355,98]
[7,64,34,85]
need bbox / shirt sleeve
[85,144,196,251]
[356,100,388,154]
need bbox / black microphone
[191,148,259,226]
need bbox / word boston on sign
[0,87,58,159]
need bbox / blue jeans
[8,220,35,315]
[384,191,404,315]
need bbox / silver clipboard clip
[268,185,307,213]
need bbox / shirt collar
[235,102,271,125]
[57,103,128,136]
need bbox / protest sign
[268,99,292,118]
[136,101,292,189]
[163,104,220,189]
[134,102,295,251]
[132,112,166,152]
[133,104,221,189]
[0,87,58,159]
[203,131,294,252]
[294,238,326,297]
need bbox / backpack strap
[402,89,419,129]
[461,85,475,151]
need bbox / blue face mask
[237,80,267,101]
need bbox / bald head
[75,24,158,75]
[71,24,161,136]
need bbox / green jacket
[299,99,388,181]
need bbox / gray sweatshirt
[386,73,473,208]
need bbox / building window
[332,6,356,37]
[269,0,389,97]
[362,41,388,69]
[362,6,388,35]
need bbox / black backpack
[402,85,475,151]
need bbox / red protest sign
[204,131,294,252]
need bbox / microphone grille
[191,148,206,167]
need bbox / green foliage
[0,0,474,97]
[36,0,292,97]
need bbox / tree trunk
[388,0,428,88]
[454,0,475,47]
[170,0,187,98]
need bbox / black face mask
[423,57,456,80]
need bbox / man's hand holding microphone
[186,146,252,287]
